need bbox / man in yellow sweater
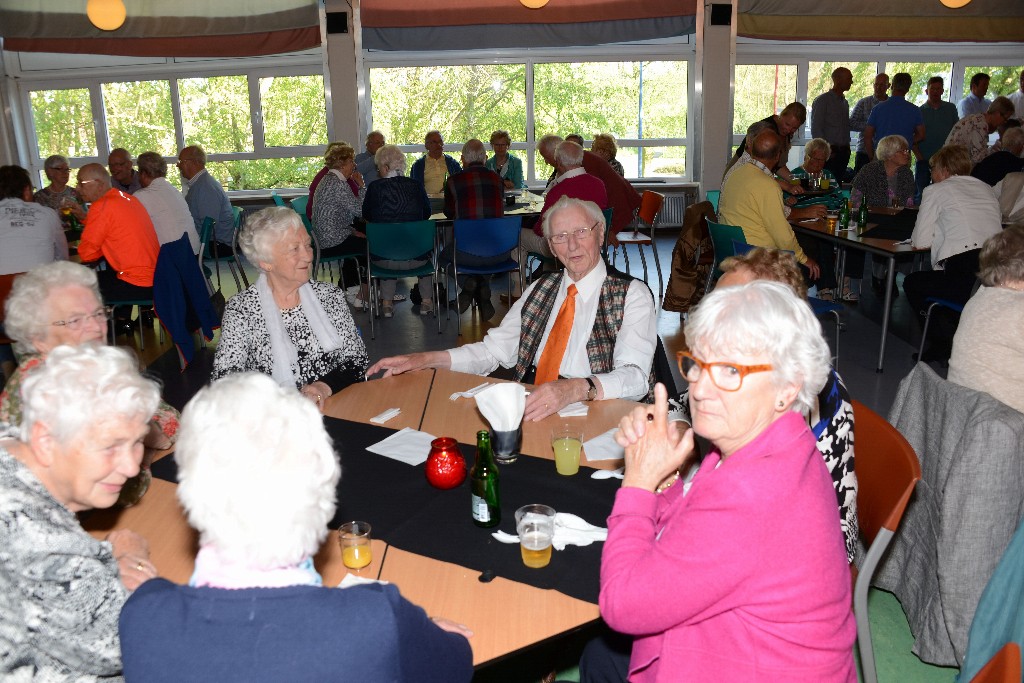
[719,130,821,282]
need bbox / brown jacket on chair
[663,200,716,313]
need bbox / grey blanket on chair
[874,362,1024,666]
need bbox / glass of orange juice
[338,521,372,570]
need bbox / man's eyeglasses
[52,307,111,331]
[676,351,773,392]
[548,222,598,245]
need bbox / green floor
[472,589,960,683]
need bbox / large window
[367,58,690,180]
[965,65,1024,99]
[24,69,328,191]
[886,62,953,105]
[733,64,798,136]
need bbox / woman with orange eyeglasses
[583,279,856,683]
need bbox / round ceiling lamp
[87,0,127,31]
[520,0,550,8]
[939,0,971,7]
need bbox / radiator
[659,191,695,228]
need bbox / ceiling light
[87,0,127,31]
[520,0,550,8]
[939,0,971,7]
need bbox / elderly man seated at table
[368,196,657,421]
[719,129,823,284]
[0,344,160,680]
[971,126,1024,187]
[134,151,201,254]
[212,207,368,409]
[724,121,825,223]
[118,372,474,683]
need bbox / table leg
[876,255,896,373]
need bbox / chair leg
[650,242,665,306]
[228,262,242,292]
[368,277,377,340]
[636,244,650,286]
[918,302,938,359]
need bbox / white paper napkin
[338,574,388,588]
[591,466,624,480]
[490,512,607,550]
[365,427,436,466]
[475,383,526,431]
[583,427,625,461]
[558,402,589,417]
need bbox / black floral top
[211,280,368,393]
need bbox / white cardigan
[913,174,1002,268]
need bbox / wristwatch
[584,377,598,402]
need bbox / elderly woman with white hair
[362,143,435,315]
[0,261,180,456]
[33,153,87,231]
[118,373,474,682]
[589,281,856,682]
[0,344,160,679]
[212,206,368,407]
[851,133,917,209]
[591,133,625,177]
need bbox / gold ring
[316,394,322,402]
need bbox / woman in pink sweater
[599,281,856,682]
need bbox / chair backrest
[852,399,921,545]
[851,398,922,683]
[637,190,665,226]
[271,191,287,207]
[706,219,746,275]
[705,189,721,212]
[971,642,1022,683]
[366,220,436,261]
[453,216,521,259]
[232,205,243,229]
[198,216,216,247]
[289,196,314,232]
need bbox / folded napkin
[582,427,625,462]
[591,466,624,480]
[369,408,401,424]
[475,383,526,431]
[365,427,436,466]
[338,574,388,588]
[558,402,589,418]
[491,512,607,550]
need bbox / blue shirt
[866,95,923,150]
[958,92,991,118]
[184,170,235,244]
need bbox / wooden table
[791,211,927,372]
[85,368,636,666]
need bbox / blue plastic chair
[918,297,965,360]
[365,220,439,338]
[446,216,522,335]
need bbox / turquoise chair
[295,197,363,291]
[706,190,721,213]
[198,216,247,291]
[705,219,746,291]
[271,191,287,207]
[365,220,440,338]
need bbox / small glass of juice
[337,521,372,570]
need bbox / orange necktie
[534,284,578,385]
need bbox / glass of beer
[552,425,583,476]
[337,521,372,570]
[516,504,555,569]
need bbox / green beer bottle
[470,430,500,528]
[858,200,869,235]
[838,199,850,232]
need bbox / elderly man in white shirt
[134,152,201,254]
[367,196,657,420]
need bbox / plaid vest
[514,269,653,401]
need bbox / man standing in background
[811,67,853,181]
[914,76,960,202]
[959,72,992,117]
[851,73,890,174]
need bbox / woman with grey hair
[212,207,368,408]
[486,130,525,189]
[851,134,916,208]
[33,154,87,231]
[362,144,435,315]
[590,281,856,681]
[591,134,625,177]
[0,344,160,679]
[119,372,474,682]
[948,226,1024,412]
[1,261,180,456]
[311,141,366,255]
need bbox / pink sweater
[600,411,856,682]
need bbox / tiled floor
[116,231,957,682]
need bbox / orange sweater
[78,188,159,287]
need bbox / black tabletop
[152,416,620,604]
[861,208,918,241]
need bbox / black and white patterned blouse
[211,280,369,392]
[0,436,128,680]
[673,367,858,563]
